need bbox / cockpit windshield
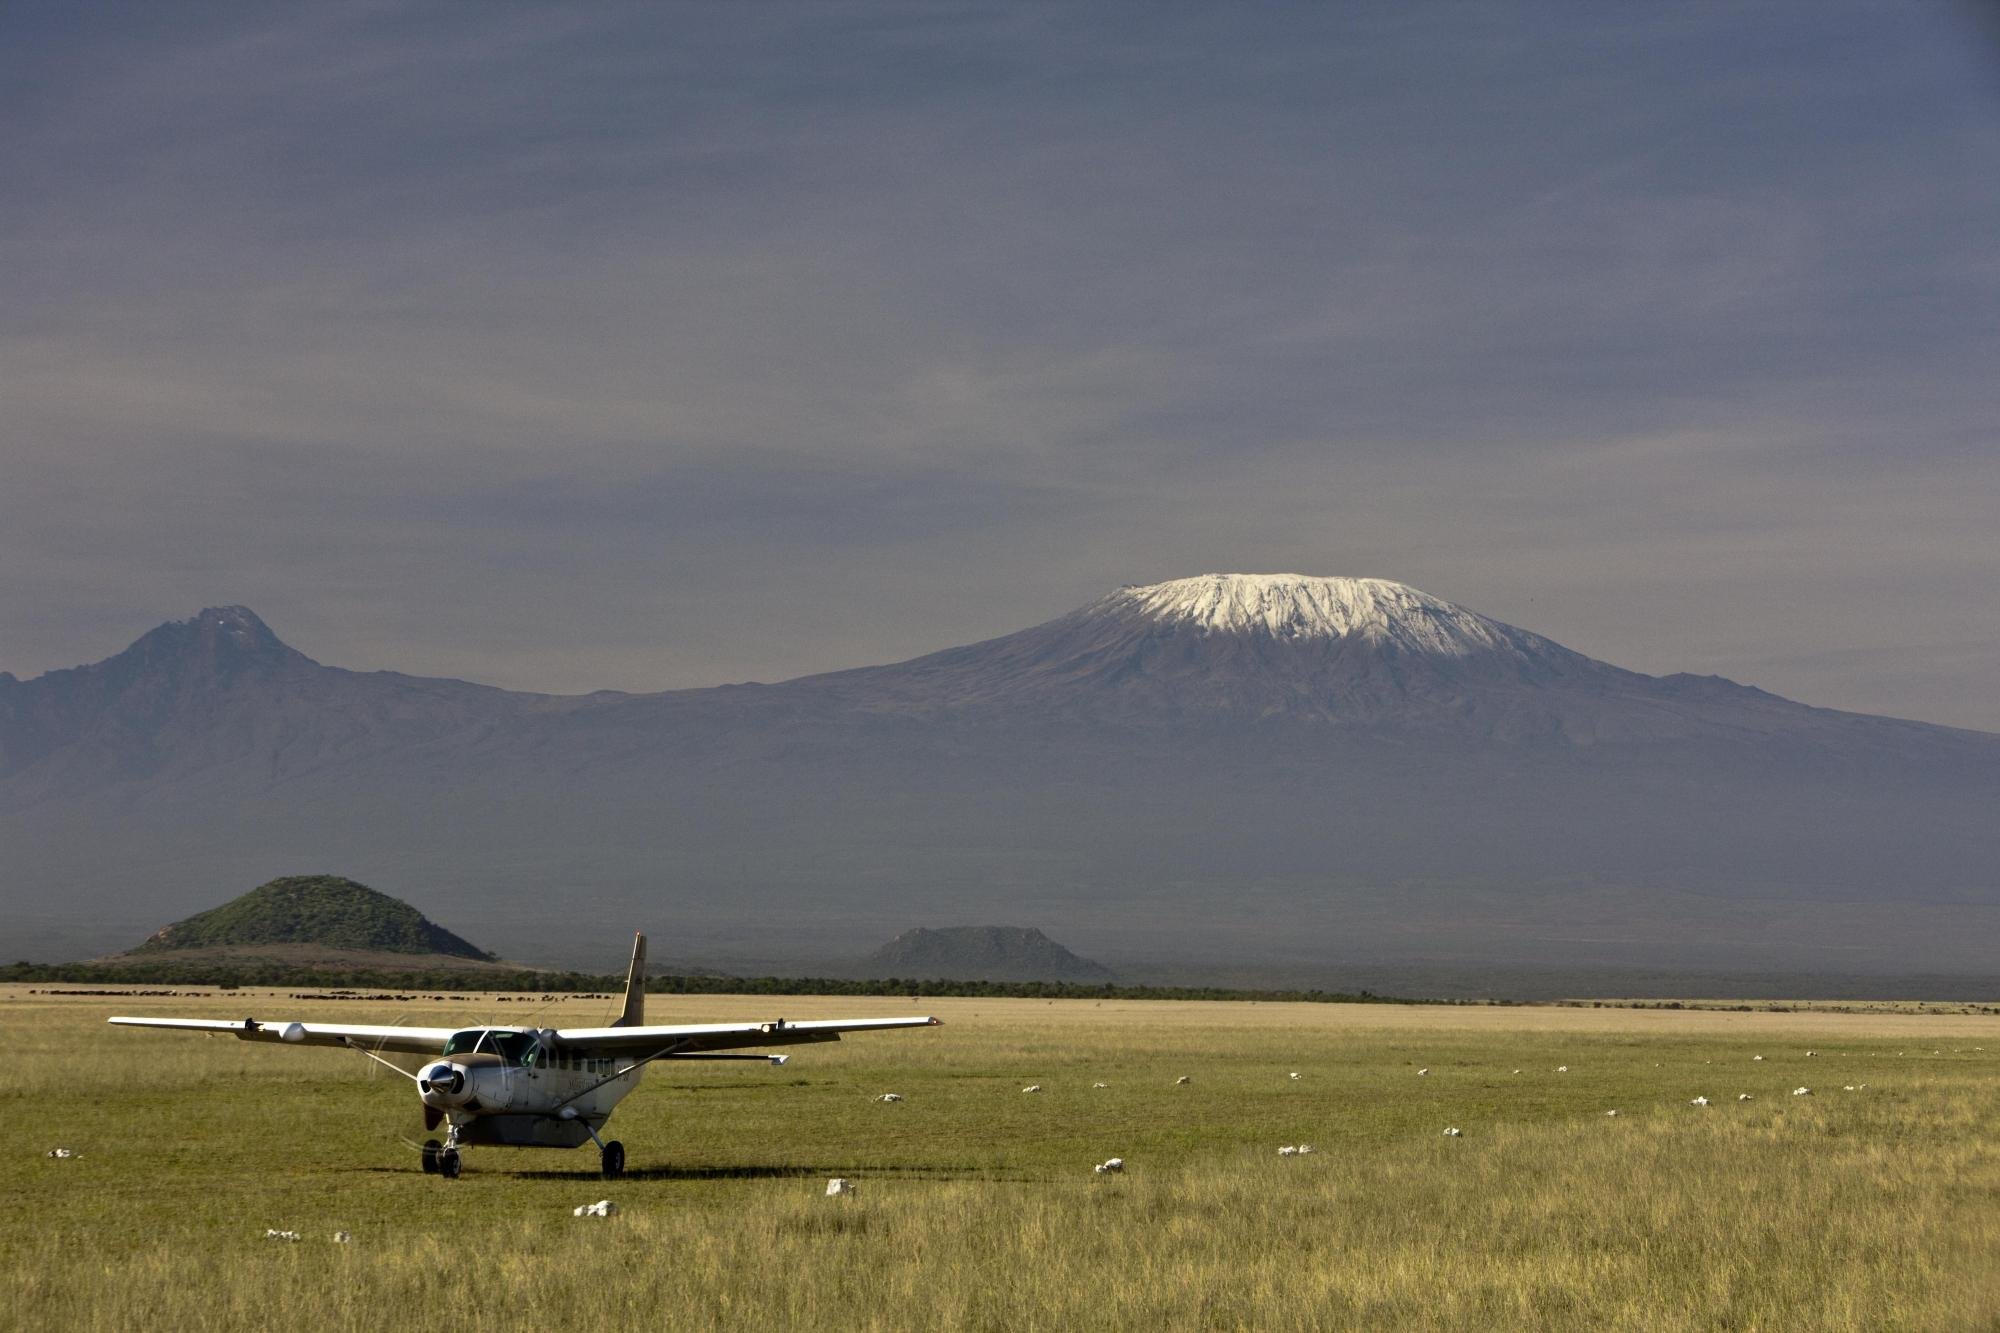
[442,1029,541,1066]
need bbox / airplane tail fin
[614,932,647,1027]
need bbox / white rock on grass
[825,1179,854,1197]
[1738,1094,1754,1101]
[264,1229,302,1242]
[1290,1072,1303,1080]
[1021,1085,1042,1094]
[44,1148,77,1159]
[1175,1076,1192,1086]
[1604,1110,1619,1117]
[1416,1068,1429,1076]
[1752,1055,1765,1062]
[1092,1082,1109,1089]
[1792,1087,1812,1096]
[876,1093,904,1103]
[1093,1158,1124,1174]
[1442,1127,1463,1138]
[572,1199,617,1217]
[1690,1097,1710,1106]
[332,1231,352,1244]
[1556,1066,1569,1073]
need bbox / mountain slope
[133,875,494,959]
[785,574,1979,758]
[859,926,1114,982]
[5,577,1997,978]
[780,573,1603,721]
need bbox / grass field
[3,985,1997,1331]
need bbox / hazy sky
[5,3,1998,730]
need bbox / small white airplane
[109,933,939,1179]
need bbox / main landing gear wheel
[421,1139,442,1175]
[439,1148,462,1180]
[601,1141,625,1179]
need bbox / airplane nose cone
[419,1062,467,1103]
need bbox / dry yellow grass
[3,985,1996,1330]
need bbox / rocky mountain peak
[116,605,310,680]
[137,604,285,651]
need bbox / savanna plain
[3,986,1997,1331]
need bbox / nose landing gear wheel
[601,1141,625,1179]
[439,1148,462,1180]
[421,1139,442,1175]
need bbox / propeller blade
[364,1016,411,1079]
[424,1105,443,1131]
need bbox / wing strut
[346,1040,421,1083]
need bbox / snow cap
[1104,573,1528,658]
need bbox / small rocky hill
[860,926,1114,982]
[132,875,495,961]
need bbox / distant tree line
[639,974,1460,1004]
[0,958,1478,1005]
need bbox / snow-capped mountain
[1111,573,1561,656]
[782,571,1590,719]
[4,579,1998,981]
[780,573,1894,747]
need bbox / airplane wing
[107,1016,455,1055]
[553,1015,941,1055]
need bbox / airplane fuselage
[419,1028,640,1148]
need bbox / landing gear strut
[428,1123,465,1180]
[577,1117,625,1179]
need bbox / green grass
[3,988,1997,1330]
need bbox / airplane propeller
[363,1024,398,1079]
[326,1011,448,1158]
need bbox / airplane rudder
[618,931,647,1026]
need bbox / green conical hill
[133,876,494,960]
